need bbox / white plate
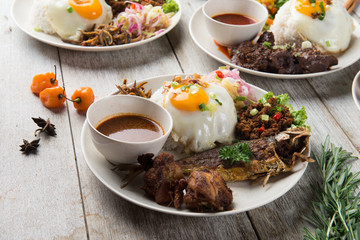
[352,70,360,111]
[189,5,360,79]
[11,0,181,52]
[80,74,309,216]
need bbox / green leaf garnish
[67,6,74,13]
[219,143,252,165]
[162,0,179,13]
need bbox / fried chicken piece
[142,153,187,208]
[184,169,233,212]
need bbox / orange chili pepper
[71,87,95,111]
[39,86,66,108]
[31,72,58,94]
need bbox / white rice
[31,0,55,34]
[269,1,301,45]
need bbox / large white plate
[352,70,360,111]
[189,5,360,79]
[80,74,309,216]
[11,0,181,52]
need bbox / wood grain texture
[2,0,360,239]
[0,1,87,239]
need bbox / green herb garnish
[235,96,246,101]
[318,1,326,20]
[215,99,222,106]
[325,40,331,47]
[162,0,179,14]
[263,41,272,49]
[199,103,207,111]
[219,143,252,165]
[180,84,192,91]
[34,26,41,32]
[304,136,360,239]
[67,6,74,13]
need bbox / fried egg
[46,0,112,40]
[271,0,353,53]
[151,79,237,153]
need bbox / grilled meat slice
[184,169,233,212]
[177,127,310,185]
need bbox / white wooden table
[1,0,360,239]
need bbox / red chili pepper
[258,126,265,133]
[273,113,281,121]
[216,70,224,79]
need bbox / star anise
[32,117,56,136]
[19,139,40,155]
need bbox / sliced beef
[230,31,338,74]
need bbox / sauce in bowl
[212,13,257,25]
[96,114,164,142]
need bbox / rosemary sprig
[304,136,360,240]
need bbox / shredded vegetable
[202,66,255,109]
[116,2,171,39]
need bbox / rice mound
[269,1,301,45]
[31,0,55,34]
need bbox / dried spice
[19,139,40,155]
[116,79,152,98]
[32,117,56,136]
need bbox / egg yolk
[68,0,103,20]
[169,85,209,112]
[295,0,327,17]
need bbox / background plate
[352,70,360,111]
[189,5,360,79]
[11,0,181,52]
[81,74,309,217]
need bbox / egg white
[291,0,353,53]
[271,0,353,53]
[46,0,113,41]
[152,82,237,153]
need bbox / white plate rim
[11,0,181,52]
[80,74,309,217]
[352,70,360,111]
[189,5,360,79]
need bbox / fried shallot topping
[116,79,152,98]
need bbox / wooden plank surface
[0,1,87,239]
[2,0,360,239]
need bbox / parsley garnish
[219,143,252,165]
[325,40,331,47]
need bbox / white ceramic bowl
[202,0,268,47]
[86,95,173,164]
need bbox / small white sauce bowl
[203,0,268,47]
[86,95,173,164]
